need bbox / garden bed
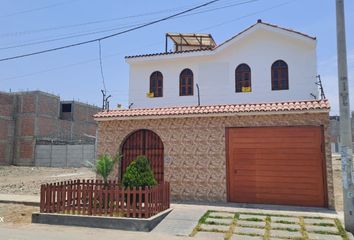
[39,180,170,218]
[32,208,172,231]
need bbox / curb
[32,208,173,231]
[0,199,39,207]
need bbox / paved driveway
[191,210,349,240]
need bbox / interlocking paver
[194,231,225,240]
[199,223,230,232]
[271,222,301,230]
[305,224,339,233]
[234,226,265,236]
[307,232,343,240]
[231,234,264,240]
[205,217,233,225]
[270,229,302,238]
[209,211,235,218]
[304,218,336,225]
[271,216,299,223]
[239,214,266,221]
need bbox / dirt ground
[0,203,38,225]
[0,166,95,195]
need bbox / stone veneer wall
[97,112,334,209]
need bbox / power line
[98,40,106,93]
[0,0,222,62]
[0,1,207,39]
[197,0,295,32]
[0,0,243,39]
[0,41,163,81]
[0,21,144,51]
[0,0,256,51]
[0,0,293,81]
[0,0,80,18]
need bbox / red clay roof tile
[94,99,330,120]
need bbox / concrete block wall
[35,144,95,167]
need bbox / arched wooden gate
[120,129,164,183]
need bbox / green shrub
[122,155,157,188]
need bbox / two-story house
[95,20,334,209]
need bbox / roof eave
[94,108,330,122]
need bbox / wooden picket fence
[40,180,170,218]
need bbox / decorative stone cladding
[97,112,334,209]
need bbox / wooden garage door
[227,127,326,207]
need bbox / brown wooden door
[227,127,326,207]
[121,129,164,183]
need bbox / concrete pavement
[0,223,190,240]
[0,194,39,206]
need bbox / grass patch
[204,220,230,226]
[198,211,211,224]
[242,217,263,222]
[208,215,233,219]
[311,230,340,235]
[236,232,263,237]
[312,222,336,227]
[272,227,299,232]
[334,218,349,240]
[190,210,211,237]
[224,216,237,240]
[274,220,296,225]
[199,228,229,233]
[299,216,309,240]
[238,223,264,229]
[264,216,271,240]
[303,216,325,220]
[237,212,294,218]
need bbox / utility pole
[336,0,354,233]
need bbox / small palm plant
[94,154,119,186]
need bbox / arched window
[235,64,251,93]
[271,60,288,90]
[180,68,194,96]
[150,71,163,97]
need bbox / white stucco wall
[127,24,318,109]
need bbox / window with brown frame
[150,71,163,97]
[179,68,194,96]
[271,60,289,90]
[235,64,251,92]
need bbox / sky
[0,0,353,115]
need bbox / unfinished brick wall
[38,93,60,117]
[0,93,15,165]
[0,91,100,166]
[97,112,335,209]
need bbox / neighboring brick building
[0,91,100,166]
